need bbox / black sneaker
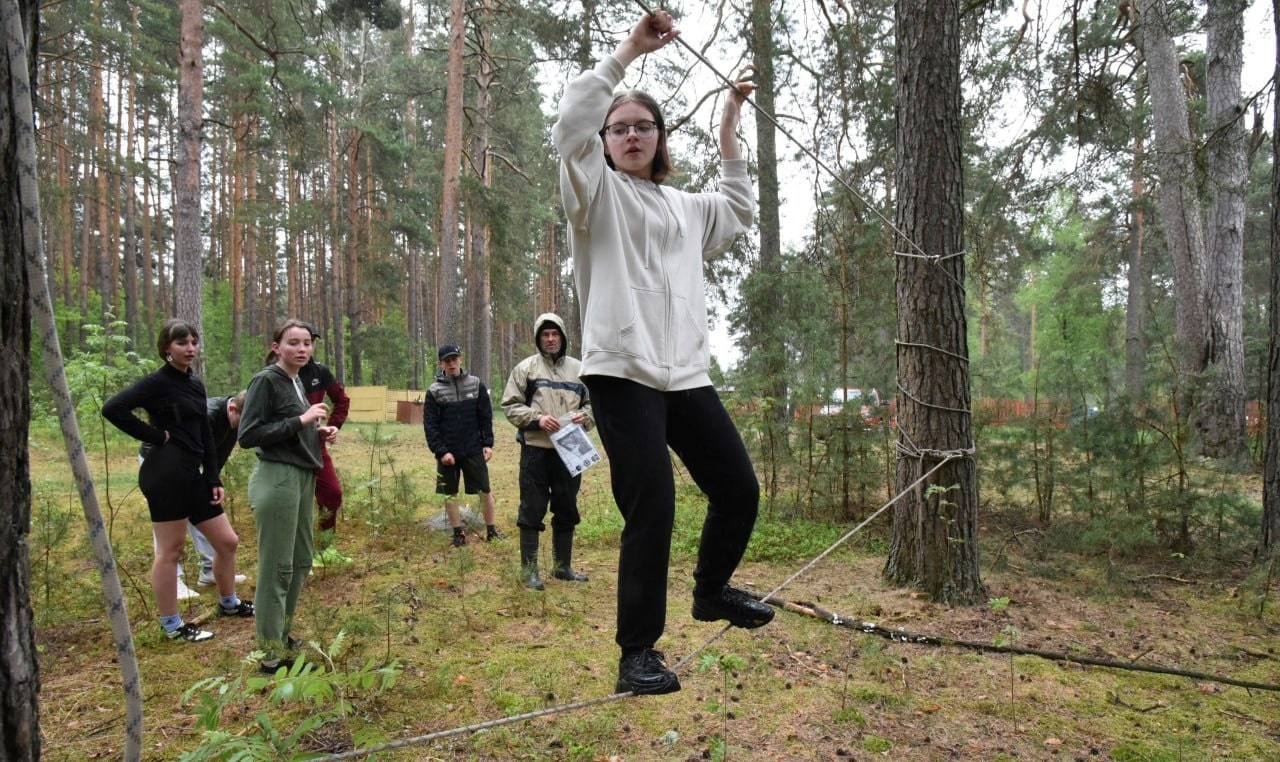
[451,531,467,548]
[691,585,775,629]
[259,657,295,675]
[486,528,505,541]
[166,623,214,643]
[219,600,255,618]
[616,649,681,695]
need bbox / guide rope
[628,0,934,262]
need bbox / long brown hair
[602,90,674,184]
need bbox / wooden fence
[344,387,427,424]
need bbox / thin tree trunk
[1124,127,1147,406]
[468,1,493,385]
[345,131,362,384]
[123,7,140,345]
[748,0,789,440]
[884,0,984,605]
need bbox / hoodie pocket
[672,294,707,368]
[616,287,668,365]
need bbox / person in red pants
[299,322,352,568]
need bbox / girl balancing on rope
[552,7,773,696]
[103,319,253,644]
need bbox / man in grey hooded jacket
[501,313,594,590]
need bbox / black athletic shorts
[138,444,223,524]
[435,453,490,495]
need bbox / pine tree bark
[174,0,204,344]
[3,3,46,756]
[747,0,788,435]
[1200,0,1249,463]
[884,0,984,605]
[436,0,465,345]
[1261,0,1280,558]
[467,0,493,384]
[1124,125,1147,407]
[1136,0,1209,442]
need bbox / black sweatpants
[582,375,760,654]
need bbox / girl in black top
[103,319,253,643]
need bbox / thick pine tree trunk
[1201,0,1249,463]
[436,0,465,345]
[1137,0,1209,443]
[1261,0,1280,558]
[174,0,204,345]
[3,3,43,756]
[884,0,984,605]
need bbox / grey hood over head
[534,312,568,362]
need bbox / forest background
[11,0,1280,757]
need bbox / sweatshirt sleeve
[552,56,624,231]
[499,359,540,432]
[692,159,756,260]
[194,379,223,488]
[326,379,351,429]
[102,374,167,447]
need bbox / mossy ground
[31,419,1280,760]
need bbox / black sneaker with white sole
[167,623,214,643]
[691,585,775,629]
[219,600,255,617]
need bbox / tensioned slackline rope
[309,454,966,762]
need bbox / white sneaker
[176,580,200,600]
[197,573,248,586]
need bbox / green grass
[25,418,1280,760]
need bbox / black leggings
[582,376,760,653]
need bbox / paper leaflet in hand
[550,422,600,475]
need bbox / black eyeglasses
[602,120,659,140]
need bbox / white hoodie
[552,55,755,391]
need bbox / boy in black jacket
[423,344,501,546]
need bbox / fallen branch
[1129,574,1194,584]
[752,591,1280,694]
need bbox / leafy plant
[179,632,402,761]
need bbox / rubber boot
[551,529,588,582]
[520,529,544,590]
